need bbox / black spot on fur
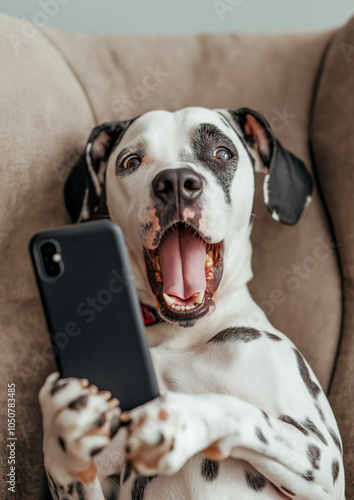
[110,417,120,438]
[142,222,153,235]
[332,459,340,484]
[301,418,328,445]
[210,327,262,344]
[50,380,69,396]
[307,444,321,470]
[119,418,131,427]
[192,123,239,204]
[315,403,326,423]
[94,413,106,428]
[131,475,156,500]
[108,473,121,485]
[328,428,342,454]
[47,472,59,499]
[265,331,282,341]
[293,349,321,399]
[279,415,309,436]
[90,447,103,457]
[58,436,66,452]
[245,470,266,491]
[302,470,315,482]
[156,432,165,445]
[255,427,268,444]
[217,112,232,130]
[76,481,86,500]
[281,485,296,496]
[68,394,88,410]
[262,410,272,426]
[123,463,132,483]
[107,473,121,500]
[67,483,74,495]
[201,459,219,481]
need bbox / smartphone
[30,220,159,411]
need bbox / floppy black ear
[226,108,313,225]
[64,120,134,223]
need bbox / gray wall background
[0,0,353,34]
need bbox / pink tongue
[159,226,206,300]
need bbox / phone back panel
[30,220,159,411]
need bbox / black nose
[152,168,203,205]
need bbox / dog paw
[122,393,202,475]
[39,372,121,482]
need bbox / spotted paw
[39,372,121,482]
[122,393,203,476]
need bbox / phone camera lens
[40,242,62,278]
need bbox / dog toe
[124,396,182,473]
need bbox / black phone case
[30,220,159,411]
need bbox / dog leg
[123,392,344,500]
[39,372,121,499]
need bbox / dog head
[64,107,312,327]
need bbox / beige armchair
[0,12,352,498]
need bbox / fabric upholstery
[0,13,94,499]
[311,16,354,498]
[0,10,351,497]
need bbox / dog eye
[213,148,232,160]
[123,155,142,169]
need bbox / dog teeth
[163,293,174,306]
[155,255,161,272]
[194,291,205,305]
[205,251,214,269]
[164,293,199,311]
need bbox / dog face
[64,107,312,327]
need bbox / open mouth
[144,222,224,326]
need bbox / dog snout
[152,168,203,206]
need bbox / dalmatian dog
[39,107,345,499]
